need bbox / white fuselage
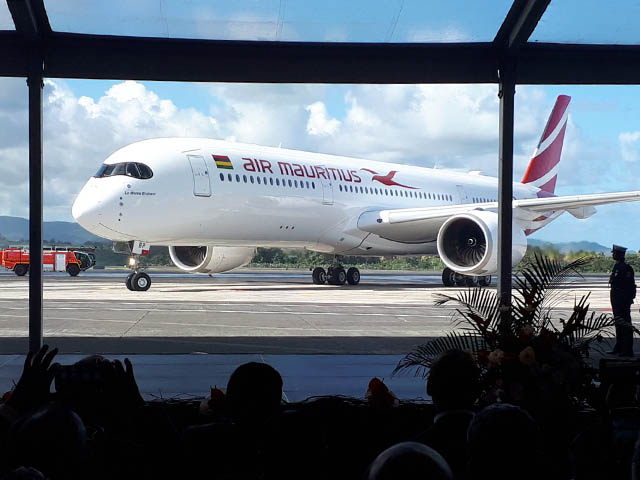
[72,138,548,256]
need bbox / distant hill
[528,239,617,255]
[0,216,105,245]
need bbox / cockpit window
[136,163,153,179]
[126,162,141,178]
[111,163,126,176]
[94,162,154,179]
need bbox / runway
[0,269,631,354]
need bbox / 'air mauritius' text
[242,158,361,183]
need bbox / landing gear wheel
[442,268,456,287]
[132,272,151,291]
[14,264,28,277]
[346,267,360,285]
[464,275,479,287]
[125,272,135,291]
[478,275,491,287]
[66,264,80,277]
[328,267,347,285]
[312,267,327,285]
[455,274,468,287]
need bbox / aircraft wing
[357,190,640,243]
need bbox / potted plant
[394,255,617,418]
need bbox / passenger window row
[219,172,316,190]
[338,183,453,202]
[472,197,495,203]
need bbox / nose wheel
[126,271,152,291]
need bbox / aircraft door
[320,169,333,205]
[456,185,469,204]
[187,155,211,197]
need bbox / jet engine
[436,211,527,275]
[169,246,255,273]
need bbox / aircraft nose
[72,181,102,232]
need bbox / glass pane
[0,1,14,30]
[531,0,640,45]
[45,0,512,42]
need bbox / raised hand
[7,345,59,413]
[110,358,144,410]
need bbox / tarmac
[0,268,635,400]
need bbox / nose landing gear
[126,271,151,291]
[125,256,152,291]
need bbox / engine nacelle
[169,246,255,273]
[436,211,527,275]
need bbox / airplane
[72,95,640,291]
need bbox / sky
[0,1,638,250]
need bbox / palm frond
[435,289,500,337]
[393,332,485,378]
[512,255,589,329]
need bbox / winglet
[521,95,571,193]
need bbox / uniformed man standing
[608,245,637,357]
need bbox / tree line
[1,238,636,273]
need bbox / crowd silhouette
[0,345,639,479]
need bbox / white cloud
[406,26,472,43]
[305,102,341,136]
[0,79,222,221]
[619,131,640,163]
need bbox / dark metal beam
[497,62,516,313]
[0,32,29,76]
[7,0,51,40]
[494,0,551,53]
[2,34,640,84]
[517,43,640,84]
[27,45,43,354]
[42,35,500,84]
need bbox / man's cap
[612,244,628,254]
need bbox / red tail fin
[521,95,571,194]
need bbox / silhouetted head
[226,362,283,426]
[7,402,88,480]
[365,442,453,480]
[427,349,480,411]
[612,244,627,263]
[468,403,541,480]
[1,467,48,480]
[54,354,117,423]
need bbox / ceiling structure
[1,0,639,84]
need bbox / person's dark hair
[426,349,480,410]
[6,402,88,480]
[467,403,541,480]
[1,467,48,480]
[226,362,283,425]
[364,441,453,480]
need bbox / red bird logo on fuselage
[360,168,418,189]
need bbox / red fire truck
[0,248,84,276]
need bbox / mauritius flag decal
[213,154,233,169]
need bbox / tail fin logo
[521,95,571,194]
[360,168,418,189]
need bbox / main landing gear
[125,255,152,291]
[442,267,491,288]
[312,265,361,286]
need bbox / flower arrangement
[394,255,616,415]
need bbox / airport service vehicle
[72,95,640,291]
[0,247,84,276]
